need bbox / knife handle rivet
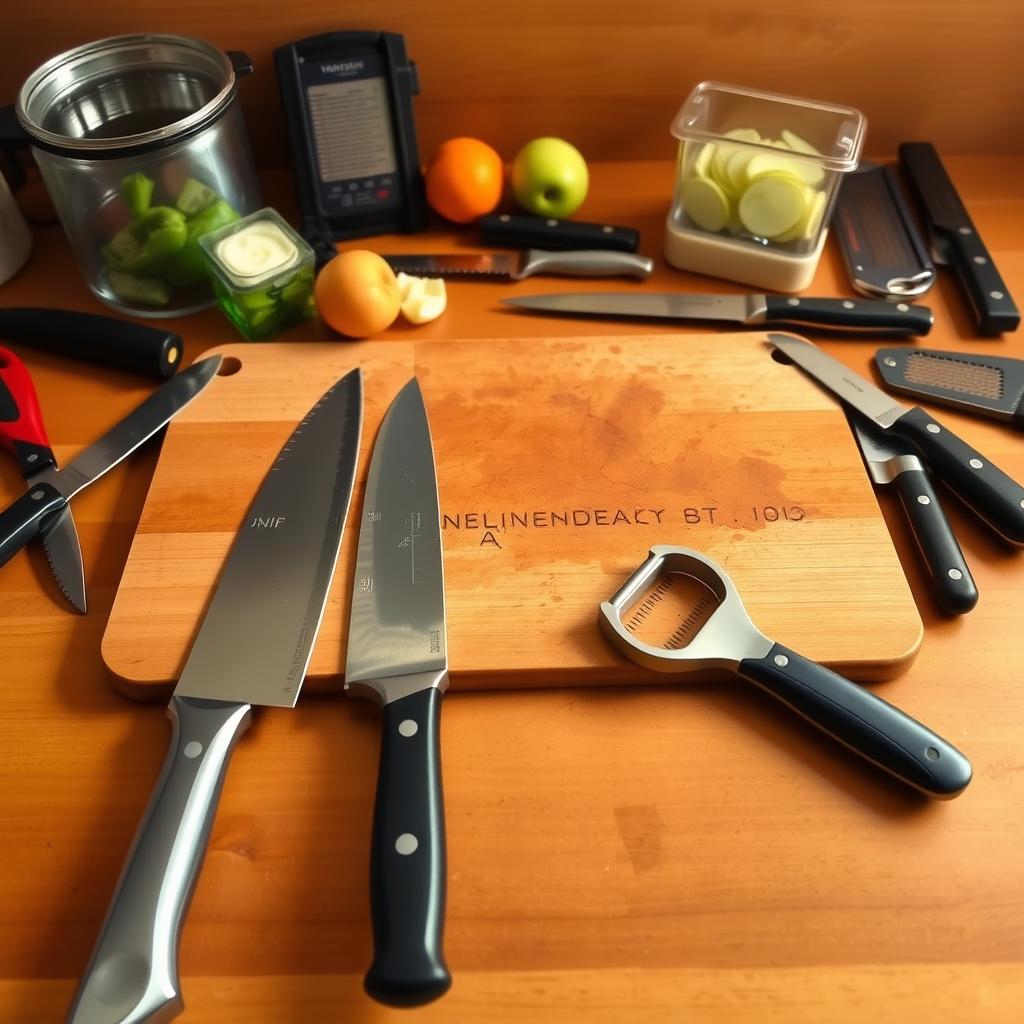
[395,833,419,856]
[602,225,613,233]
[499,214,510,222]
[926,746,941,760]
[990,290,1004,300]
[958,227,973,236]
[969,458,984,469]
[884,358,897,367]
[30,489,44,500]
[787,298,800,307]
[896,303,909,312]
[842,300,855,309]
[926,424,941,434]
[973,256,988,265]
[948,569,964,581]
[183,741,203,759]
[26,453,38,463]
[917,495,931,505]
[546,219,558,227]
[773,654,789,667]
[398,719,419,738]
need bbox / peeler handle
[737,643,972,798]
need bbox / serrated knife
[66,368,363,1024]
[345,378,451,1008]
[769,332,1024,545]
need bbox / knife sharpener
[599,545,972,798]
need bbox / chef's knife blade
[0,355,222,573]
[345,378,450,1007]
[66,369,363,1024]
[847,410,977,614]
[770,332,1024,544]
[898,142,1019,335]
[0,346,86,611]
[502,292,933,335]
[384,249,652,280]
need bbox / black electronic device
[274,32,427,265]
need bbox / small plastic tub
[200,208,315,339]
[665,82,866,292]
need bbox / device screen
[297,48,403,216]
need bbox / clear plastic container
[665,82,866,292]
[200,208,315,340]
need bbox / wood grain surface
[1,1,1023,171]
[0,160,1022,1023]
[101,334,922,697]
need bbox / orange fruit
[314,250,402,338]
[425,137,504,223]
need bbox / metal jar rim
[15,33,241,156]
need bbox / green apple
[511,137,589,218]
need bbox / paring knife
[0,347,86,611]
[345,378,451,1007]
[0,356,221,575]
[66,369,363,1024]
[898,142,1020,335]
[478,212,640,253]
[769,332,1024,545]
[875,346,1024,430]
[383,249,653,281]
[846,409,978,615]
[502,292,934,335]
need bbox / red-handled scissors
[0,347,86,612]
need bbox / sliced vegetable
[681,176,731,233]
[164,199,240,288]
[738,176,805,238]
[175,178,219,216]
[120,173,155,218]
[107,269,171,307]
[107,207,188,275]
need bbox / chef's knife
[0,355,221,573]
[384,249,653,281]
[0,347,86,611]
[770,333,1024,545]
[898,142,1020,335]
[502,292,934,335]
[66,368,363,1024]
[875,346,1024,429]
[345,378,450,1007]
[478,212,640,253]
[846,409,978,614]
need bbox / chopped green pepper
[105,206,188,275]
[120,173,155,217]
[175,178,218,216]
[164,199,240,288]
[107,269,171,307]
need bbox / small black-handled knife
[770,333,1024,545]
[345,379,451,1007]
[479,212,640,253]
[384,249,652,281]
[846,409,978,614]
[899,142,1020,335]
[502,292,933,335]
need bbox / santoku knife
[770,333,1024,545]
[66,368,363,1024]
[502,292,934,335]
[384,249,653,281]
[846,409,978,614]
[0,355,221,575]
[345,378,451,1007]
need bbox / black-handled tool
[847,410,978,615]
[479,212,640,253]
[899,142,1019,335]
[0,307,183,378]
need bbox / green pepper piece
[107,269,171,307]
[280,277,312,307]
[175,178,218,216]
[113,207,188,275]
[120,173,155,218]
[238,288,276,311]
[164,199,241,288]
[103,226,143,268]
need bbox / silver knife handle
[67,697,252,1024]
[516,250,653,280]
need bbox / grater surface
[905,351,1003,400]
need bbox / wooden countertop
[1,160,1022,1023]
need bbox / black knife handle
[890,406,1024,544]
[763,295,933,335]
[0,481,65,567]
[0,308,183,379]
[941,226,1020,335]
[479,213,640,253]
[892,467,978,614]
[737,643,972,798]
[366,686,450,1007]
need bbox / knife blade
[898,142,1020,335]
[66,368,363,1024]
[345,378,451,1007]
[0,354,221,578]
[384,249,653,281]
[502,292,934,335]
[0,347,86,611]
[769,332,1024,544]
[846,409,978,614]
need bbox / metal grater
[875,347,1024,429]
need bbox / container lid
[670,81,866,172]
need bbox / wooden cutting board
[102,334,922,698]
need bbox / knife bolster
[347,668,449,707]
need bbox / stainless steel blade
[38,507,87,613]
[846,409,925,486]
[384,253,518,278]
[33,355,222,503]
[768,333,908,428]
[345,378,447,694]
[175,368,363,707]
[502,292,754,321]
